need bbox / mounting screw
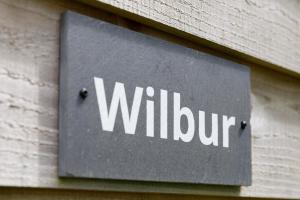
[241,121,247,129]
[79,88,88,99]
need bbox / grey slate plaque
[59,11,251,186]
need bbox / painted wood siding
[85,0,300,76]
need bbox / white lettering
[160,89,168,139]
[94,77,237,148]
[146,87,154,137]
[222,115,236,148]
[199,111,218,146]
[94,77,143,134]
[173,92,195,142]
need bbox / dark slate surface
[59,11,251,186]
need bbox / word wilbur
[94,77,236,148]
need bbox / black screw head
[241,121,247,129]
[79,88,88,99]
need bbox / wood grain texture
[83,0,300,76]
[0,0,300,199]
[0,187,281,200]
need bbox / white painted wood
[85,0,300,76]
[0,188,281,200]
[0,0,300,199]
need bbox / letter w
[94,77,143,134]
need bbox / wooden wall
[86,0,300,76]
[0,187,279,200]
[0,0,299,199]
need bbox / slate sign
[59,11,251,186]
